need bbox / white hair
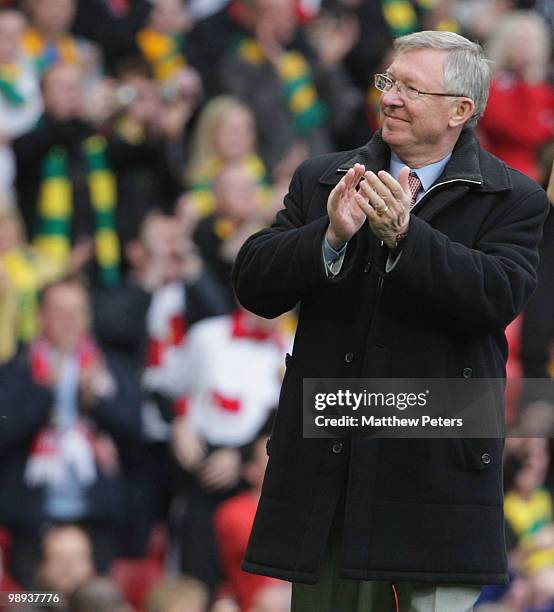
[394,31,491,128]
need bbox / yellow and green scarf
[22,28,80,73]
[0,64,25,106]
[34,135,120,287]
[236,38,326,136]
[188,154,271,218]
[136,28,187,82]
[1,247,65,349]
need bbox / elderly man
[232,31,550,612]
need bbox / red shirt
[214,492,277,611]
[479,73,554,183]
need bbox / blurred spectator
[21,0,101,81]
[193,163,266,304]
[504,439,554,585]
[69,576,132,612]
[0,357,52,581]
[214,422,281,611]
[480,10,554,184]
[187,1,254,98]
[72,0,152,71]
[0,278,143,587]
[342,0,435,92]
[217,0,359,173]
[35,524,95,604]
[0,201,67,364]
[144,576,209,612]
[94,209,232,371]
[108,57,194,247]
[136,0,191,83]
[185,96,270,218]
[93,210,232,553]
[0,7,42,191]
[143,307,290,592]
[12,60,191,285]
[12,63,121,286]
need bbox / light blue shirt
[389,151,451,206]
[323,151,452,274]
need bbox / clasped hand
[326,163,411,251]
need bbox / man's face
[39,283,90,351]
[124,74,161,125]
[380,49,458,155]
[254,0,297,45]
[26,0,76,35]
[214,165,259,222]
[148,0,190,35]
[38,527,94,597]
[42,64,83,121]
[0,11,25,64]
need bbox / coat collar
[318,128,512,194]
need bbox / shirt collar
[390,151,452,193]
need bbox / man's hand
[171,416,207,471]
[357,167,411,250]
[197,448,241,492]
[79,359,116,409]
[326,163,367,249]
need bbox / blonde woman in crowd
[184,96,270,219]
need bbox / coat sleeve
[0,361,52,461]
[383,186,550,331]
[232,160,336,318]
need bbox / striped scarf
[34,135,120,287]
[22,28,79,73]
[0,64,25,106]
[236,37,326,136]
[188,154,271,218]
[136,28,187,82]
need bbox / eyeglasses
[374,73,465,100]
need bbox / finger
[347,163,366,191]
[397,166,411,197]
[329,177,346,206]
[355,192,381,223]
[363,171,394,204]
[377,170,409,201]
[359,179,389,215]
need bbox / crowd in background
[0,0,552,610]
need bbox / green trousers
[292,516,482,612]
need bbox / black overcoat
[232,129,550,585]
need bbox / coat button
[344,352,354,363]
[481,452,491,465]
[363,261,371,274]
[332,442,343,454]
[462,367,473,379]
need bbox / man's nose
[381,86,403,107]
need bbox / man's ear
[449,98,475,128]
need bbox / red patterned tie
[408,171,422,208]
